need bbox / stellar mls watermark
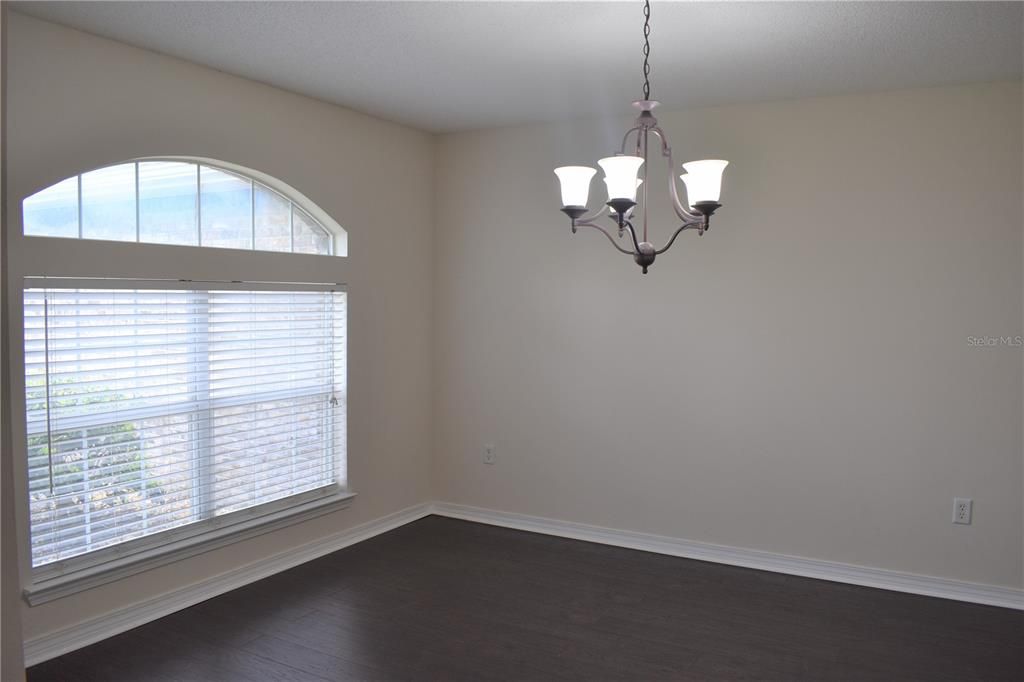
[967,335,1023,348]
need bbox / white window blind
[24,286,347,569]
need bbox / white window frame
[5,158,353,605]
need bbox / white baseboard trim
[23,502,433,667]
[430,501,1024,611]
[23,499,1023,667]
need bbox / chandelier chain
[642,0,652,100]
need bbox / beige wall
[433,81,1024,589]
[5,12,434,641]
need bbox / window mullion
[323,294,333,484]
[250,179,256,251]
[76,175,83,239]
[189,291,214,521]
[134,162,141,243]
[196,164,202,247]
[289,203,295,252]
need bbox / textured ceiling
[12,1,1024,133]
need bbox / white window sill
[23,489,356,606]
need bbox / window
[15,158,350,599]
[24,286,347,569]
[23,161,336,255]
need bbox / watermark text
[967,335,1023,348]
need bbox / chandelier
[554,0,729,274]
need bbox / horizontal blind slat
[27,421,338,488]
[26,392,342,442]
[27,418,338,488]
[30,461,333,537]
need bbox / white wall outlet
[953,497,972,525]
[483,444,496,465]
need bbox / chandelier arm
[655,223,702,255]
[649,126,703,222]
[620,127,642,154]
[641,128,649,242]
[573,221,636,255]
[648,125,670,154]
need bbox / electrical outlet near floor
[483,444,496,465]
[953,497,972,525]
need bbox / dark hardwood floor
[28,516,1023,681]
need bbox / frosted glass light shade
[554,166,597,207]
[598,156,644,201]
[680,159,728,206]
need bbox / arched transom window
[23,160,338,255]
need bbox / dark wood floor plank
[27,516,1024,681]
